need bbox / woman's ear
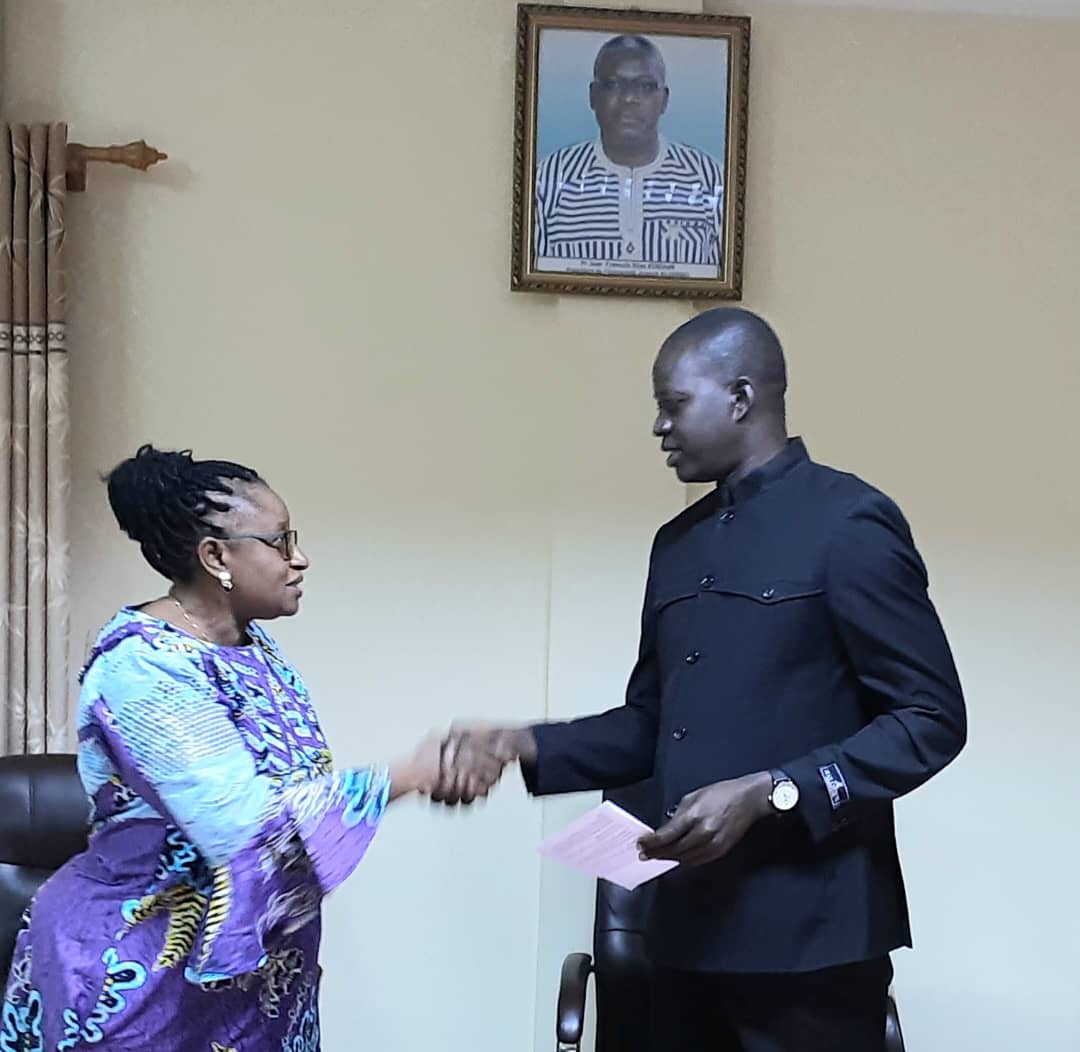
[195,536,229,579]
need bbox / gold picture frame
[511,4,750,300]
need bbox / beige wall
[3,1,1078,1050]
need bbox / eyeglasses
[595,77,663,98]
[223,529,299,562]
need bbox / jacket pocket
[708,578,824,605]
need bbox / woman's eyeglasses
[223,529,298,561]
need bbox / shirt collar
[716,437,809,507]
[592,136,670,177]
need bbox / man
[440,308,967,1051]
[535,35,725,277]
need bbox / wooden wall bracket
[66,139,167,192]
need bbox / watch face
[772,780,799,812]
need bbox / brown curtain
[0,123,70,754]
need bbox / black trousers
[653,957,893,1052]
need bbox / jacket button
[665,806,678,820]
[672,727,687,740]
[684,651,701,664]
[720,510,735,523]
[700,575,715,589]
[761,587,775,599]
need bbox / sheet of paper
[538,801,678,890]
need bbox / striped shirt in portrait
[534,137,725,279]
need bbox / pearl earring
[218,571,233,592]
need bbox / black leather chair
[557,780,656,1052]
[555,782,906,1051]
[0,753,89,979]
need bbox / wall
[3,1,1078,1051]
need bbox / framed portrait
[511,4,750,300]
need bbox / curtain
[0,123,70,753]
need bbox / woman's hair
[106,444,263,581]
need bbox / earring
[218,571,233,592]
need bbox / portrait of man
[533,33,727,281]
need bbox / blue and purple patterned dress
[1,607,390,1052]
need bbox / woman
[0,445,445,1052]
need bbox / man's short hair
[668,308,788,412]
[593,35,667,82]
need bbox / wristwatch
[768,769,799,814]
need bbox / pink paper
[538,801,678,890]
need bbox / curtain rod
[66,140,167,192]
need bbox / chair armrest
[556,952,593,1047]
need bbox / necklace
[168,590,214,644]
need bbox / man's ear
[731,376,755,423]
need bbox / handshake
[393,724,775,865]
[395,723,539,805]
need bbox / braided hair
[106,444,263,582]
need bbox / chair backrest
[592,780,655,1052]
[0,753,89,977]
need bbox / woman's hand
[388,732,445,801]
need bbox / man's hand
[637,772,773,866]
[431,723,537,806]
